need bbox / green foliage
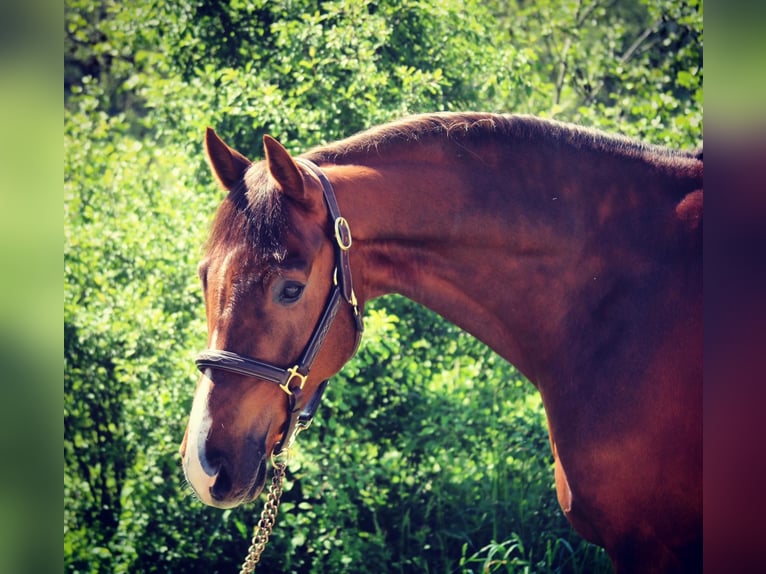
[65,0,700,572]
[487,0,702,147]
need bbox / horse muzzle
[182,430,269,509]
[181,373,273,508]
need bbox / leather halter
[195,158,363,455]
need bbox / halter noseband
[195,158,363,455]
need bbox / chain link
[238,460,288,574]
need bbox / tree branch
[621,19,663,64]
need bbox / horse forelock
[205,162,288,267]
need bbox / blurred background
[63,0,703,572]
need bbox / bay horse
[180,113,702,573]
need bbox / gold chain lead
[238,460,288,574]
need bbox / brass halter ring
[334,216,353,251]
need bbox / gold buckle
[279,365,307,395]
[334,217,352,251]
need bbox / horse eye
[279,282,305,304]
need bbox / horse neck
[324,141,701,381]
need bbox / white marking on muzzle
[182,368,217,505]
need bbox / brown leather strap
[296,158,362,333]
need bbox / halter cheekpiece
[195,158,363,455]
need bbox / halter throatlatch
[195,158,363,455]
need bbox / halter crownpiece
[195,158,363,454]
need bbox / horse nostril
[200,444,222,477]
[210,465,232,501]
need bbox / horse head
[180,129,362,508]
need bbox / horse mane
[208,113,700,263]
[304,112,698,165]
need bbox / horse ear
[204,128,251,191]
[263,135,306,203]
